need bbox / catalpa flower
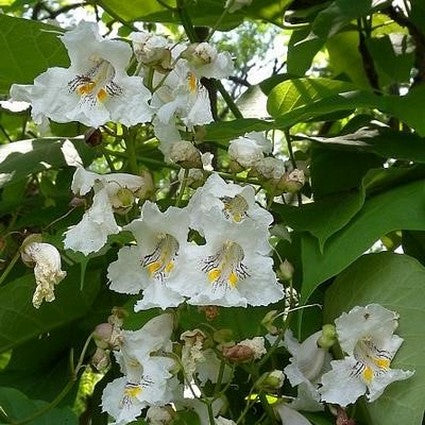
[107,201,189,310]
[64,167,147,255]
[228,131,272,169]
[10,22,152,128]
[170,211,283,307]
[187,173,273,239]
[319,304,414,407]
[20,237,66,309]
[102,315,175,424]
[284,329,329,410]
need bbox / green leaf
[300,178,425,303]
[0,15,68,95]
[0,266,100,353]
[273,190,365,251]
[97,0,290,30]
[304,128,425,164]
[0,138,96,188]
[204,118,273,142]
[324,253,425,425]
[0,386,77,424]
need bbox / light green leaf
[324,253,425,425]
[0,138,96,189]
[0,15,68,95]
[0,386,77,424]
[0,267,100,353]
[204,118,273,142]
[300,178,425,303]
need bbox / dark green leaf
[0,15,68,95]
[324,253,425,425]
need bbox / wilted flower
[170,140,203,169]
[10,22,153,128]
[146,406,175,425]
[319,304,414,406]
[20,236,66,309]
[63,167,147,254]
[131,31,172,71]
[180,329,206,377]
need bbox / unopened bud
[222,344,255,363]
[91,347,110,371]
[170,140,203,169]
[278,259,294,282]
[213,329,234,345]
[69,196,85,208]
[261,310,280,335]
[135,170,155,200]
[317,324,337,349]
[85,128,102,147]
[257,370,285,392]
[198,305,220,321]
[146,405,175,425]
[93,323,114,349]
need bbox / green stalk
[176,168,190,207]
[216,80,243,119]
[0,250,20,286]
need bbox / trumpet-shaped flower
[102,314,175,424]
[283,329,329,409]
[319,304,414,406]
[20,240,66,308]
[10,22,152,128]
[64,167,147,255]
[188,173,273,238]
[107,201,189,310]
[170,212,283,307]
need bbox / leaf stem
[176,168,189,207]
[176,0,198,42]
[0,250,20,286]
[216,80,243,119]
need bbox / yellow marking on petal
[97,88,108,102]
[124,385,142,398]
[362,366,373,383]
[76,81,96,96]
[374,358,391,370]
[188,72,197,93]
[165,261,174,273]
[233,213,242,223]
[147,261,162,276]
[228,271,238,287]
[208,268,221,283]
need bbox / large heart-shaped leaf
[324,252,425,425]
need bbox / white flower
[152,62,214,156]
[180,329,206,378]
[239,337,267,360]
[170,213,283,307]
[20,241,66,309]
[102,314,175,425]
[64,167,146,255]
[283,329,329,409]
[187,173,273,236]
[319,304,414,407]
[228,132,272,168]
[10,22,152,128]
[131,31,171,67]
[225,0,252,13]
[107,201,189,310]
[274,402,313,425]
[182,42,234,79]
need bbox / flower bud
[261,310,280,335]
[222,344,254,363]
[198,305,220,321]
[225,0,252,13]
[182,42,217,66]
[146,405,175,425]
[91,347,110,371]
[170,140,203,169]
[110,187,135,214]
[69,196,86,208]
[278,259,294,282]
[257,370,285,392]
[135,170,155,200]
[84,128,102,147]
[253,157,286,192]
[93,323,114,349]
[213,329,234,345]
[228,137,264,169]
[317,324,337,349]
